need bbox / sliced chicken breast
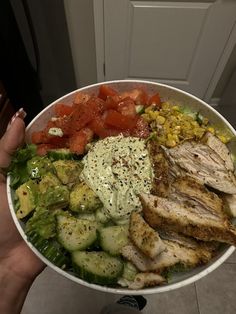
[201,132,234,172]
[140,193,236,245]
[171,176,224,217]
[162,141,236,194]
[121,237,212,273]
[129,211,166,258]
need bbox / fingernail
[7,108,27,131]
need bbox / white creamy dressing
[80,135,153,224]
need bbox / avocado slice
[16,180,38,219]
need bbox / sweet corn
[141,100,228,148]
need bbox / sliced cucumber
[57,214,98,251]
[48,149,77,161]
[72,251,124,285]
[27,231,69,269]
[99,225,129,255]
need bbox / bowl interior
[7,80,236,295]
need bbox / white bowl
[7,80,236,295]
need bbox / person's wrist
[0,264,34,314]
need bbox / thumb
[0,117,25,168]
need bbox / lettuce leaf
[8,144,37,189]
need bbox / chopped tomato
[120,89,148,106]
[54,103,73,117]
[50,116,71,136]
[117,97,136,117]
[89,117,120,138]
[69,131,88,154]
[131,117,150,138]
[80,127,94,142]
[148,93,161,106]
[98,85,118,100]
[73,92,91,105]
[31,131,47,144]
[104,95,120,110]
[104,110,137,130]
[46,136,69,147]
[36,144,56,156]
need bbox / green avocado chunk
[53,160,83,185]
[39,185,70,210]
[69,182,102,213]
[38,172,61,194]
[16,180,38,219]
[27,156,54,179]
[26,207,56,239]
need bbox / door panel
[128,2,210,80]
[103,0,236,99]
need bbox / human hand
[0,114,45,283]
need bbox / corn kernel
[207,127,215,134]
[217,135,228,144]
[166,139,176,147]
[156,115,166,125]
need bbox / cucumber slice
[99,225,129,255]
[57,214,98,251]
[27,231,69,269]
[72,251,124,285]
[48,149,77,160]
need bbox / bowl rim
[7,79,236,295]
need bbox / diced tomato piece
[117,97,136,117]
[89,117,120,138]
[31,131,47,144]
[46,136,69,147]
[148,93,161,106]
[120,89,148,106]
[80,127,94,142]
[98,85,118,100]
[104,95,121,110]
[73,92,91,105]
[54,103,73,117]
[36,144,56,156]
[69,97,105,134]
[131,117,150,138]
[104,110,137,130]
[69,131,88,154]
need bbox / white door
[94,0,236,100]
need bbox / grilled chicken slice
[129,211,166,258]
[121,238,212,273]
[148,141,170,197]
[222,194,236,217]
[171,177,224,217]
[128,273,166,290]
[201,132,234,172]
[163,141,236,194]
[140,193,236,245]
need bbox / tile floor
[21,250,236,314]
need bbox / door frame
[93,0,105,82]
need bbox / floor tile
[225,249,236,264]
[21,267,199,314]
[21,267,118,314]
[143,284,199,314]
[195,263,236,314]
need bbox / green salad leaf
[8,144,37,189]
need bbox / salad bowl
[7,80,236,295]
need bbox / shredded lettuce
[8,144,37,189]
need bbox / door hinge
[103,62,106,77]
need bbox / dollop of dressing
[81,136,153,223]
